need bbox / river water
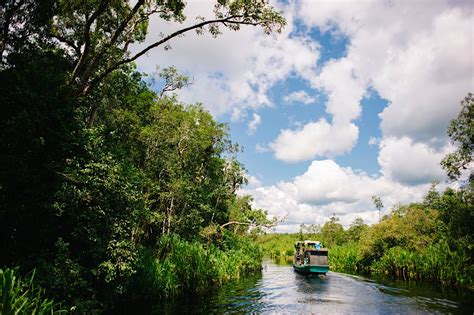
[150,261,473,314]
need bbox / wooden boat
[293,240,329,274]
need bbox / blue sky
[136,0,473,231]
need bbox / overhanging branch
[220,212,288,230]
[82,14,263,95]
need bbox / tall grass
[326,240,473,289]
[371,240,473,288]
[329,244,360,273]
[130,234,263,300]
[0,267,63,314]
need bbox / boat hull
[293,264,329,275]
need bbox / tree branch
[82,15,248,95]
[51,34,81,56]
[0,0,26,63]
[78,0,145,88]
[220,212,288,229]
[70,0,110,83]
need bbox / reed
[370,240,473,288]
[0,267,63,314]
[131,234,263,300]
[328,244,360,273]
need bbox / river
[141,261,473,314]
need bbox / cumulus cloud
[247,113,262,135]
[368,137,379,146]
[283,90,316,104]
[270,48,366,162]
[245,173,262,188]
[298,0,473,141]
[241,159,436,232]
[378,137,451,185]
[134,1,319,117]
[131,1,471,232]
[269,1,471,165]
[269,119,358,163]
[255,143,271,153]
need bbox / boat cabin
[294,240,328,267]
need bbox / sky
[134,0,474,232]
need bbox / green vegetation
[0,268,63,314]
[258,93,473,289]
[131,233,262,301]
[258,183,474,289]
[0,1,285,313]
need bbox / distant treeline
[257,182,474,289]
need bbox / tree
[157,66,192,98]
[441,93,473,182]
[372,195,383,222]
[347,217,368,243]
[0,1,287,310]
[1,0,285,126]
[320,215,346,247]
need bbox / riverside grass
[130,233,263,300]
[370,240,473,288]
[257,237,473,290]
[0,268,62,315]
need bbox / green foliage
[1,14,277,311]
[441,93,473,181]
[258,186,473,289]
[256,233,307,264]
[346,218,368,243]
[225,195,275,235]
[320,215,346,247]
[130,234,262,300]
[0,267,62,314]
[158,66,192,97]
[1,0,286,312]
[371,240,473,288]
[329,244,360,273]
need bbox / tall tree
[372,195,383,222]
[1,0,285,126]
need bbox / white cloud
[241,159,436,232]
[269,118,358,163]
[245,174,262,188]
[283,90,316,104]
[130,1,472,231]
[310,58,367,123]
[134,1,320,117]
[270,50,366,163]
[298,0,473,142]
[247,113,262,135]
[368,137,379,146]
[255,143,271,153]
[378,137,451,185]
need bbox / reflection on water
[144,261,473,314]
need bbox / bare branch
[220,221,252,228]
[220,212,288,229]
